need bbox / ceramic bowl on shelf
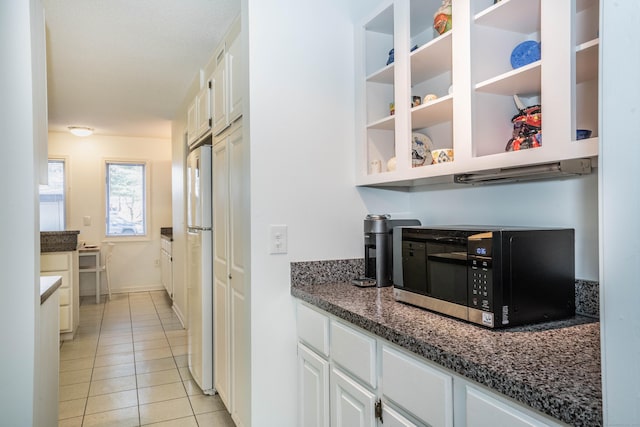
[576,129,592,140]
[432,148,454,163]
[412,133,433,167]
[387,157,397,172]
[510,40,541,69]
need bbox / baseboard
[172,303,186,329]
[111,284,165,294]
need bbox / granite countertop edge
[40,276,62,304]
[291,282,602,427]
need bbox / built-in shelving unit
[356,0,599,187]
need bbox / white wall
[0,0,45,423]
[171,75,200,326]
[246,0,391,425]
[599,1,640,424]
[408,173,599,280]
[48,132,172,295]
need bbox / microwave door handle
[433,237,467,245]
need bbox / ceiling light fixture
[68,126,94,137]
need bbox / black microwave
[392,226,575,328]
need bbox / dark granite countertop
[160,227,173,241]
[40,275,62,304]
[40,230,80,252]
[292,281,602,427]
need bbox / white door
[227,32,242,123]
[331,367,376,427]
[382,404,423,427]
[298,343,330,427]
[227,122,247,423]
[213,139,230,407]
[212,45,227,135]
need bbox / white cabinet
[196,83,211,138]
[331,366,377,427]
[212,17,242,136]
[295,301,566,427]
[356,0,599,187]
[298,343,330,427]
[465,385,561,427]
[41,251,79,340]
[213,118,248,426]
[187,82,212,146]
[381,345,453,427]
[186,98,198,145]
[160,237,173,298]
[36,286,59,426]
[296,302,451,427]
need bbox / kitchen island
[292,280,601,426]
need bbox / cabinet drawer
[59,306,71,331]
[382,345,453,427]
[58,286,70,306]
[331,321,376,388]
[297,303,330,357]
[466,386,553,427]
[41,253,70,271]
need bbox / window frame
[103,158,151,241]
[39,156,69,231]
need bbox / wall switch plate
[83,216,91,226]
[269,225,288,254]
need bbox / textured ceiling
[43,0,240,139]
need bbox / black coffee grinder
[353,214,421,287]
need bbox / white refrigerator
[186,144,215,394]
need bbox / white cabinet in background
[41,251,78,340]
[213,118,248,426]
[212,17,242,136]
[356,0,599,187]
[186,97,198,145]
[196,83,211,138]
[160,237,173,298]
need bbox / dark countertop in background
[292,281,602,427]
[40,230,80,252]
[160,227,173,240]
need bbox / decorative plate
[412,132,433,167]
[510,40,541,69]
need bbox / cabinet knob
[228,274,232,279]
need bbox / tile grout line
[86,296,105,424]
[150,290,197,425]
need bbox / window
[106,161,148,237]
[39,159,66,231]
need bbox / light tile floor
[58,291,235,427]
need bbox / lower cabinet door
[330,366,376,427]
[298,343,330,427]
[382,403,424,427]
[59,305,70,331]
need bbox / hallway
[58,291,235,426]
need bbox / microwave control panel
[469,257,493,312]
[468,233,494,312]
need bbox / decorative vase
[433,0,452,35]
